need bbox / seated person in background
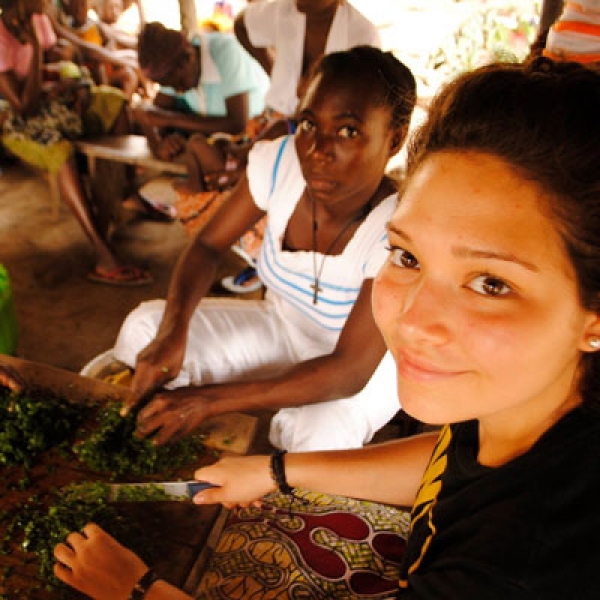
[55,58,600,600]
[236,0,380,122]
[47,0,142,90]
[0,0,151,286]
[62,0,138,99]
[83,46,417,453]
[95,0,143,42]
[102,0,144,36]
[133,21,269,163]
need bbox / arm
[233,10,273,75]
[98,21,138,50]
[53,433,437,600]
[136,279,389,444]
[124,172,265,410]
[49,15,138,69]
[0,25,44,115]
[194,432,439,509]
[135,91,250,135]
[54,523,192,600]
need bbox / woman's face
[373,151,600,428]
[295,71,400,211]
[153,45,196,92]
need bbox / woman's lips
[308,176,337,194]
[397,351,465,383]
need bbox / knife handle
[188,480,217,497]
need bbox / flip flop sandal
[221,266,262,294]
[87,265,153,287]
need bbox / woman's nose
[309,133,335,163]
[397,279,449,345]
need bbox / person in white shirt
[235,0,381,117]
[83,46,416,453]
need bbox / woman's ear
[389,125,408,158]
[579,312,600,353]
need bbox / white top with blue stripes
[248,135,397,352]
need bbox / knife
[108,480,217,502]
[66,480,217,502]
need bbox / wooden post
[179,0,199,36]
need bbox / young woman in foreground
[54,58,600,598]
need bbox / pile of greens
[0,386,210,597]
[0,388,88,468]
[73,402,207,477]
[2,483,165,593]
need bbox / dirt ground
[0,160,245,373]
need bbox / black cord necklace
[310,193,373,305]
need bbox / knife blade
[65,480,217,502]
[107,480,217,502]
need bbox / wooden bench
[75,134,187,180]
[74,135,187,230]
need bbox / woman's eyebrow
[387,224,539,272]
[298,108,363,123]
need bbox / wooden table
[0,355,256,598]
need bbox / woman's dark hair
[310,45,417,130]
[137,22,188,80]
[406,58,600,406]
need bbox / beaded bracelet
[129,569,161,600]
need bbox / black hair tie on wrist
[270,449,294,495]
[129,569,161,600]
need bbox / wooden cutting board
[0,354,257,454]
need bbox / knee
[116,299,166,349]
[269,404,368,452]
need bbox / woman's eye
[297,119,314,133]
[338,125,359,139]
[468,275,512,297]
[387,246,420,270]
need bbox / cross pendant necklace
[310,193,372,305]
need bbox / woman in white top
[97,46,416,452]
[235,0,381,116]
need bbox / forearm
[190,350,383,418]
[284,432,438,507]
[141,106,244,135]
[54,23,136,68]
[157,240,223,341]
